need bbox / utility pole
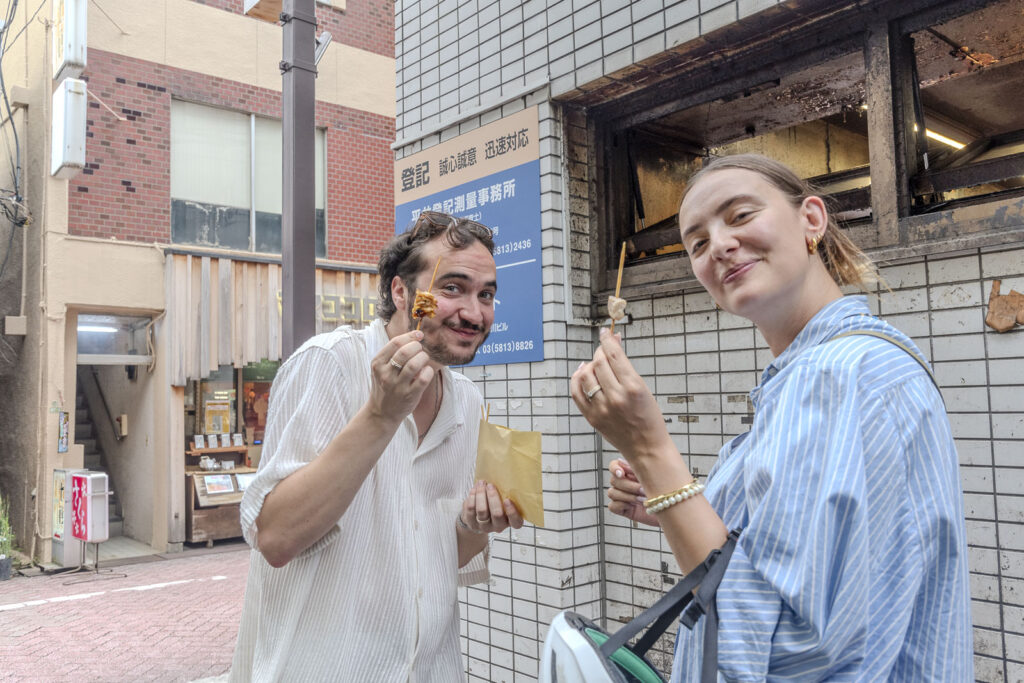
[279,0,317,358]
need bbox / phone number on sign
[479,339,535,354]
[493,238,531,256]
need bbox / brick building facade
[0,0,394,567]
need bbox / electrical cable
[0,0,23,199]
[1,0,44,57]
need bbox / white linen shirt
[229,319,489,683]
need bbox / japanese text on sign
[408,179,518,221]
[485,128,530,159]
[400,161,430,192]
[439,148,478,177]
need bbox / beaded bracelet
[643,480,705,513]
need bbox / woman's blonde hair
[680,153,881,291]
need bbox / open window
[76,314,154,367]
[601,49,869,269]
[906,0,1024,210]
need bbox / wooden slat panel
[218,259,233,366]
[314,268,325,336]
[255,264,268,363]
[200,257,211,375]
[184,255,194,382]
[233,261,245,368]
[324,270,339,332]
[268,264,282,361]
[245,262,258,365]
[191,258,204,380]
[209,259,219,374]
[167,256,380,384]
[167,254,184,386]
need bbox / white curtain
[170,100,251,209]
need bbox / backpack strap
[599,529,741,683]
[827,330,940,392]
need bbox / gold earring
[807,235,821,254]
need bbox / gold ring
[389,359,403,371]
[584,384,603,399]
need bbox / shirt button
[414,520,419,530]
[418,588,424,598]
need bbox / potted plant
[0,494,13,580]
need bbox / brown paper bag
[475,419,544,527]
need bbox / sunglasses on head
[410,210,492,240]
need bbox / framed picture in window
[203,474,234,494]
[193,434,206,450]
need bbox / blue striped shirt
[672,296,972,681]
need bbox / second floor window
[170,100,327,256]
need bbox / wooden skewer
[416,256,443,331]
[611,241,626,334]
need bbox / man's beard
[406,303,489,366]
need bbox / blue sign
[395,159,543,366]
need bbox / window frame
[583,0,1024,305]
[170,99,328,256]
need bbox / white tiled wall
[603,248,1024,678]
[397,2,1024,681]
[395,0,785,147]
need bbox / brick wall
[71,49,395,264]
[191,0,394,57]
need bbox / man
[230,212,523,682]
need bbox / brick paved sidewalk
[0,545,250,682]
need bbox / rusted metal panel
[913,152,1024,194]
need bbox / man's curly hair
[377,216,495,322]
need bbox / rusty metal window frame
[585,0,1023,304]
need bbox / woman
[571,154,971,681]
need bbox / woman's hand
[570,328,676,464]
[607,459,660,527]
[459,481,524,534]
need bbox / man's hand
[459,481,524,535]
[368,330,434,422]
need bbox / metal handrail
[89,367,124,442]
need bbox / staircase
[74,387,123,538]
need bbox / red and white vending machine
[71,472,110,544]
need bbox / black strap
[599,529,741,683]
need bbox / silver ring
[584,384,603,399]
[389,359,403,371]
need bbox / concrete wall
[395,0,1024,680]
[82,364,158,546]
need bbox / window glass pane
[171,101,252,249]
[199,365,237,436]
[254,117,282,215]
[315,128,325,210]
[253,119,327,255]
[77,314,150,356]
[171,101,251,208]
[242,360,280,445]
